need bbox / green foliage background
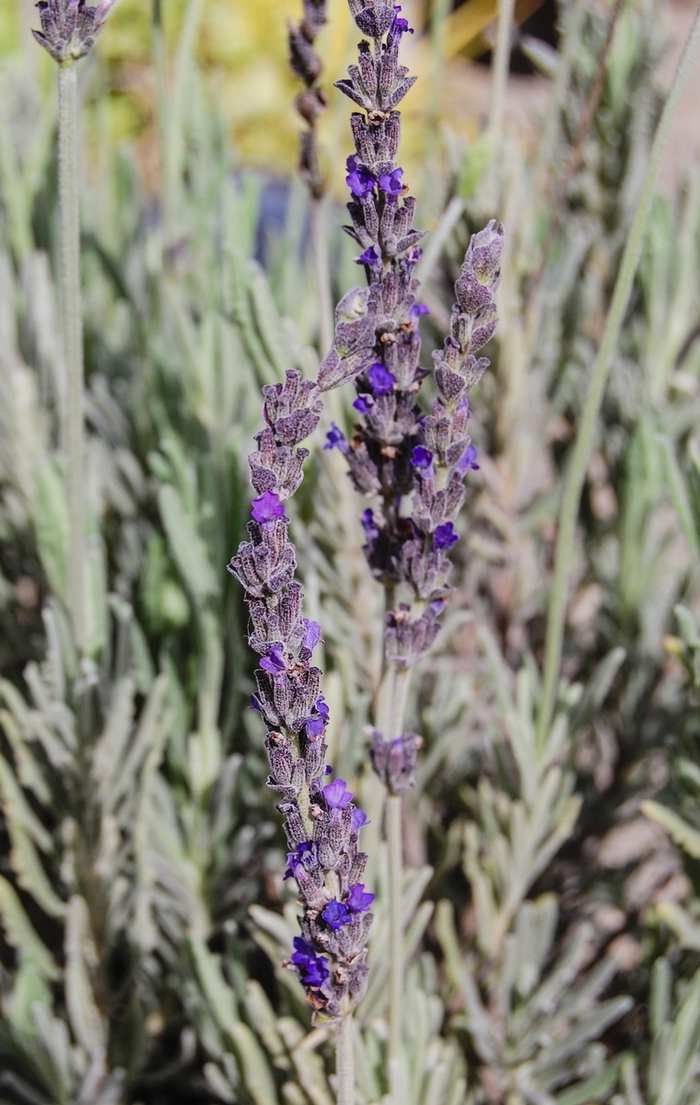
[2,0,700,1103]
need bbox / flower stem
[335,1013,355,1105]
[536,5,700,746]
[58,62,85,652]
[386,666,410,1077]
[387,791,403,1067]
[311,196,334,357]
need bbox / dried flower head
[33,0,115,65]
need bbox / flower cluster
[228,370,374,1020]
[288,0,328,199]
[323,0,504,791]
[33,0,115,64]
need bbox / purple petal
[411,445,433,470]
[251,491,285,524]
[367,363,395,396]
[324,778,353,809]
[347,883,375,913]
[324,422,348,451]
[351,808,370,832]
[433,522,459,549]
[302,619,322,650]
[322,900,351,930]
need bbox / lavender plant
[227,374,375,1100]
[316,0,503,1078]
[32,0,115,655]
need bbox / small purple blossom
[250,694,264,714]
[260,645,286,675]
[324,778,354,809]
[347,884,375,913]
[353,393,375,413]
[456,444,480,474]
[291,937,329,987]
[316,695,330,720]
[367,363,395,395]
[285,842,314,880]
[324,422,348,451]
[352,808,370,832]
[358,244,380,264]
[411,445,433,470]
[251,490,285,524]
[434,522,459,549]
[322,900,351,930]
[306,716,325,739]
[361,509,380,542]
[378,167,404,196]
[302,619,322,650]
[393,5,414,33]
[410,302,429,321]
[346,155,375,198]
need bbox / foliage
[1,0,700,1102]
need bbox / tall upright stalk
[386,666,410,1077]
[311,197,334,356]
[335,1013,355,1105]
[488,0,515,172]
[58,62,85,652]
[536,5,700,744]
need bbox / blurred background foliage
[2,0,700,1103]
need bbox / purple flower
[352,808,369,832]
[291,937,329,987]
[378,167,404,196]
[346,155,375,198]
[353,393,375,414]
[410,302,429,321]
[260,645,286,675]
[456,444,479,474]
[393,5,414,33]
[302,619,322,650]
[358,244,380,264]
[284,842,314,880]
[324,778,353,809]
[251,491,285,524]
[411,445,433,470]
[250,694,264,714]
[325,422,348,451]
[361,509,380,542]
[434,522,459,549]
[306,716,325,739]
[347,883,375,913]
[367,363,395,395]
[322,900,351,930]
[316,694,330,720]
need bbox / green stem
[311,196,334,357]
[58,63,85,652]
[387,792,403,1068]
[536,5,700,745]
[335,1014,355,1105]
[386,665,410,1079]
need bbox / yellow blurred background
[1,0,504,196]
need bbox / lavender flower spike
[324,0,504,793]
[228,369,373,1020]
[33,0,116,64]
